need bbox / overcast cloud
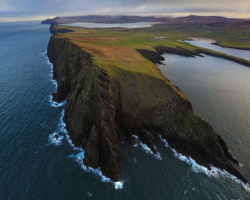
[0,0,250,21]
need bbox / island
[45,16,250,183]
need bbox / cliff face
[48,37,123,180]
[47,36,246,183]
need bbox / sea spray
[43,51,63,108]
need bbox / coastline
[46,32,248,185]
[151,46,250,67]
[211,42,250,51]
[45,46,250,190]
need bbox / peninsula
[46,16,250,183]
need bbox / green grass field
[54,23,250,77]
[52,24,250,102]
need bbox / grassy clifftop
[47,24,247,183]
[52,24,250,69]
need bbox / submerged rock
[54,134,59,140]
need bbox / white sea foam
[59,110,124,189]
[158,135,250,191]
[44,50,125,189]
[44,50,63,108]
[69,150,124,189]
[58,110,82,151]
[44,50,58,89]
[51,79,58,88]
[48,95,66,108]
[132,135,162,160]
[158,135,169,148]
[48,132,64,146]
[43,49,249,191]
[42,51,47,57]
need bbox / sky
[1,0,250,22]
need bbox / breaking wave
[132,135,162,160]
[48,132,64,146]
[59,111,124,189]
[43,51,58,90]
[44,49,249,192]
[158,135,250,192]
[48,95,66,108]
[44,50,124,189]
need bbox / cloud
[1,0,250,19]
[0,0,9,11]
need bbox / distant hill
[41,15,169,24]
[41,15,250,30]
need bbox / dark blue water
[0,22,250,200]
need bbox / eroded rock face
[47,36,247,183]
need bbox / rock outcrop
[47,36,247,183]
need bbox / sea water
[0,21,249,199]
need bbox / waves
[69,151,124,189]
[132,135,162,160]
[43,51,57,89]
[59,110,124,190]
[48,95,66,108]
[132,133,250,192]
[158,135,250,192]
[44,50,250,192]
[48,132,64,146]
[44,51,124,189]
[43,51,65,108]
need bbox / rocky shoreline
[47,32,247,183]
[145,46,250,67]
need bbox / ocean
[0,21,249,200]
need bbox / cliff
[47,35,247,183]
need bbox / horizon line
[1,12,250,23]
